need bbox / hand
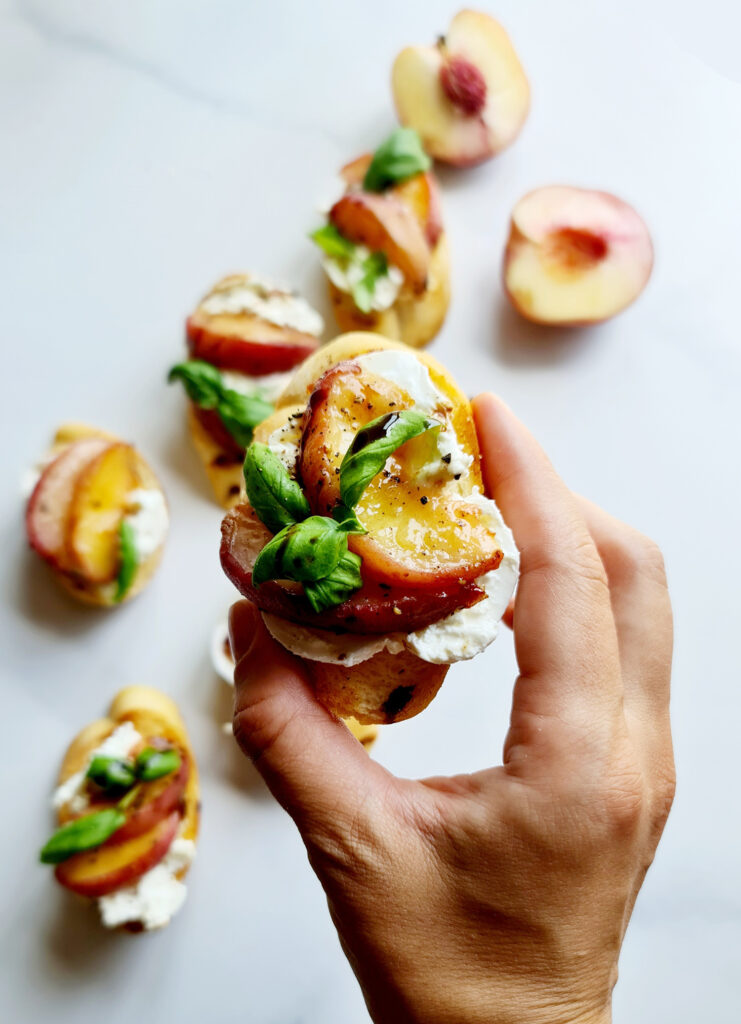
[229,394,675,1024]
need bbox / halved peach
[220,502,486,633]
[329,193,430,293]
[299,362,504,586]
[26,438,111,570]
[66,443,138,584]
[502,186,654,324]
[54,811,180,898]
[392,10,530,166]
[187,311,319,376]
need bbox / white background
[1,1,740,1021]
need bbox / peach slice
[299,362,504,587]
[502,186,654,325]
[107,751,189,845]
[339,154,443,248]
[26,438,111,570]
[392,10,530,167]
[66,443,138,585]
[329,193,430,293]
[187,311,319,376]
[54,811,180,898]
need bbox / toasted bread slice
[186,403,245,510]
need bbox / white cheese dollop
[124,489,169,561]
[210,621,235,685]
[52,721,142,816]
[221,368,293,404]
[262,614,405,666]
[200,274,324,337]
[98,837,196,931]
[406,492,519,665]
[322,250,404,313]
[266,420,301,473]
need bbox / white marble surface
[1,1,740,1021]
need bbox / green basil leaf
[252,517,350,586]
[168,360,223,408]
[114,519,138,603]
[86,755,136,794]
[39,809,126,864]
[135,747,181,782]
[244,443,311,533]
[331,502,367,535]
[217,388,274,449]
[169,360,273,449]
[351,251,389,314]
[310,223,358,260]
[303,550,363,613]
[362,128,431,192]
[340,409,438,508]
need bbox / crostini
[25,424,168,607]
[40,686,199,931]
[220,333,519,725]
[210,619,379,749]
[311,129,450,349]
[170,273,325,509]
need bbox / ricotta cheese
[124,489,169,561]
[406,492,519,664]
[322,250,404,313]
[200,274,324,337]
[210,620,235,685]
[262,613,405,666]
[221,368,293,404]
[98,837,196,931]
[52,721,142,816]
[266,420,301,473]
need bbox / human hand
[229,393,675,1024]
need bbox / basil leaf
[39,809,125,864]
[363,128,431,192]
[114,519,138,603]
[310,223,358,260]
[252,517,350,586]
[86,755,136,794]
[135,747,181,782]
[169,360,273,449]
[351,251,389,314]
[303,550,363,614]
[331,502,367,535]
[340,410,438,508]
[244,443,311,533]
[168,360,223,407]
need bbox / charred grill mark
[382,685,414,720]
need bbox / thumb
[229,600,388,834]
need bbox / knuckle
[610,531,668,589]
[232,695,295,766]
[601,764,646,836]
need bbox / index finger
[472,394,621,732]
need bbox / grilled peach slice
[329,193,430,293]
[55,811,180,898]
[26,438,111,570]
[187,311,319,376]
[339,155,443,248]
[299,362,504,586]
[66,443,138,584]
[107,752,189,844]
[220,502,486,632]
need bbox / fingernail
[228,600,259,663]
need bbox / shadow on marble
[43,890,128,975]
[15,546,106,639]
[493,299,599,367]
